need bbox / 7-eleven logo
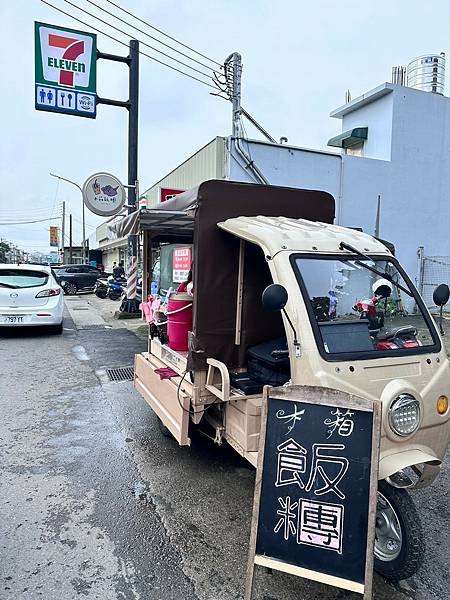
[37,23,95,91]
[48,34,85,87]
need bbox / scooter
[353,278,421,350]
[107,276,126,300]
[94,277,109,299]
[374,325,421,350]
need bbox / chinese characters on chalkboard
[273,404,355,553]
[246,387,380,600]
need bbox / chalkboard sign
[245,385,381,600]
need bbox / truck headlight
[388,394,421,436]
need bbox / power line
[85,0,218,74]
[0,203,63,215]
[41,0,218,90]
[61,0,214,79]
[105,0,222,68]
[0,217,60,225]
[50,178,60,217]
[71,216,96,230]
[1,209,62,217]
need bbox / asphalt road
[0,308,449,600]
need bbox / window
[346,141,364,157]
[0,269,48,288]
[292,256,438,360]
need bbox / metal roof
[140,210,194,233]
[330,83,394,119]
[217,216,391,257]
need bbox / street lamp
[49,172,87,264]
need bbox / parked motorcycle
[353,278,421,350]
[94,277,109,299]
[374,325,421,350]
[107,276,126,300]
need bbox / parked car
[0,264,64,333]
[53,264,110,295]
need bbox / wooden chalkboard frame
[245,385,382,600]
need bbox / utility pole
[225,52,268,184]
[49,174,87,264]
[61,201,65,262]
[69,214,73,263]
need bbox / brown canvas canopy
[138,180,336,369]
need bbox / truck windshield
[293,256,438,358]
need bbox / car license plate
[3,315,24,323]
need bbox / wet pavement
[0,305,449,599]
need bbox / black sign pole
[96,40,141,315]
[122,39,140,313]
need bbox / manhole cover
[105,366,134,382]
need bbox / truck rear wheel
[374,480,424,581]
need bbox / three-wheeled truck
[128,180,450,581]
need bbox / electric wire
[61,0,215,79]
[105,0,222,68]
[84,0,218,74]
[176,369,219,416]
[0,217,61,225]
[1,202,63,216]
[50,178,60,219]
[41,0,218,90]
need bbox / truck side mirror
[433,284,449,336]
[433,284,450,307]
[262,284,288,312]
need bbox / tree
[0,241,11,263]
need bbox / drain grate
[105,366,134,382]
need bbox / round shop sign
[82,172,126,216]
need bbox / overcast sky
[1,0,450,253]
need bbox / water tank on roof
[407,53,445,94]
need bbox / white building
[96,72,450,305]
[225,81,450,306]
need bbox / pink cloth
[140,297,162,324]
[154,367,178,380]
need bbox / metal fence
[417,247,450,311]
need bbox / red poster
[173,247,192,283]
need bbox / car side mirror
[262,284,288,312]
[433,284,450,307]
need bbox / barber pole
[127,234,139,300]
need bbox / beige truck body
[134,216,450,488]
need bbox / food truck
[120,180,450,581]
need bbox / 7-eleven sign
[35,22,97,118]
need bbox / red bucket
[167,292,193,351]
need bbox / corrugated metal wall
[143,136,227,206]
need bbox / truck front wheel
[374,480,424,581]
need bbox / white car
[0,264,64,333]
